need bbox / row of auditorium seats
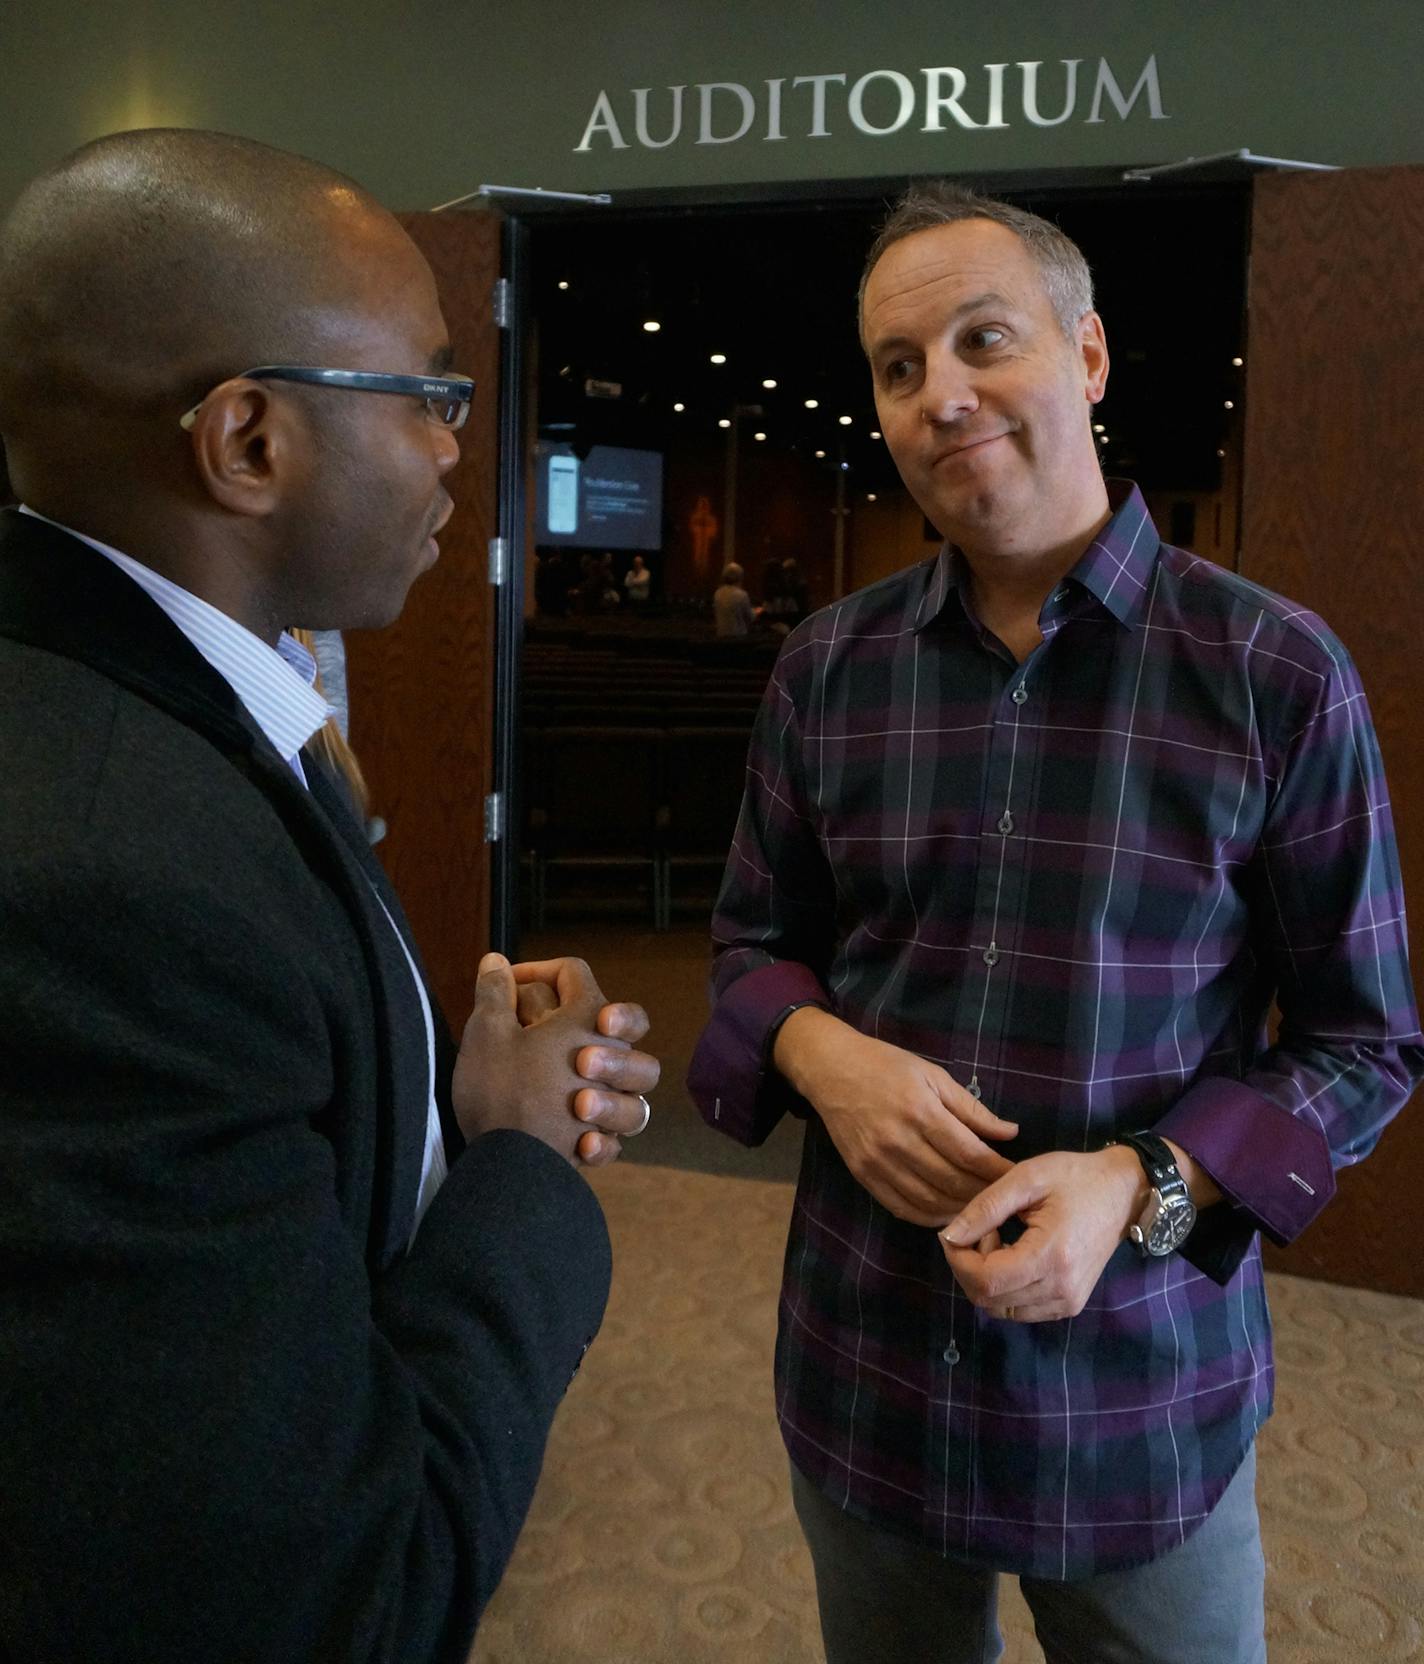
[520,630,779,924]
[523,663,771,716]
[522,724,750,929]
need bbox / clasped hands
[452,952,660,1167]
[774,1008,1147,1325]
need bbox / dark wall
[662,436,837,609]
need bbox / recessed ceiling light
[804,398,819,409]
[673,402,685,412]
[754,431,767,442]
[762,378,777,390]
[718,418,731,429]
[643,320,661,333]
[869,430,881,439]
[557,280,569,291]
[814,449,826,458]
[1224,400,1234,410]
[1217,448,1226,457]
[1231,356,1243,367]
[867,493,877,502]
[1093,423,1106,433]
[838,415,852,426]
[710,352,727,365]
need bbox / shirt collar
[913,480,1161,635]
[18,506,334,765]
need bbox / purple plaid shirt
[687,481,1422,1579]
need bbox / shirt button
[942,1344,960,1365]
[967,1077,982,1100]
[997,810,1014,834]
[1011,685,1029,705]
[983,943,1000,966]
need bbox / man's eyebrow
[951,290,1012,320]
[867,291,1015,359]
[426,344,455,375]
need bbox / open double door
[347,168,1424,1296]
[343,207,515,1034]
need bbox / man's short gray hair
[859,182,1094,340]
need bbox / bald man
[0,131,657,1663]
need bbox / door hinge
[483,791,505,843]
[488,535,508,586]
[493,276,513,330]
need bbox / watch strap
[1118,1130,1190,1202]
[763,998,830,1071]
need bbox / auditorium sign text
[575,56,1168,153]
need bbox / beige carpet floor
[472,1163,1424,1664]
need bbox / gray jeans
[791,1447,1265,1664]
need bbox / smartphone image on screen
[547,454,580,535]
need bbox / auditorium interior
[517,179,1247,934]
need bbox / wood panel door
[345,208,503,1035]
[1242,166,1424,1296]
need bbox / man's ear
[1079,312,1110,405]
[184,379,306,517]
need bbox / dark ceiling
[530,182,1250,497]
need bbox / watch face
[1146,1196,1197,1255]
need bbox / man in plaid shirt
[688,183,1422,1663]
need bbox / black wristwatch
[1116,1131,1197,1257]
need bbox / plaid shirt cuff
[687,961,831,1146]
[1156,1076,1336,1256]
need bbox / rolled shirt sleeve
[1160,635,1424,1279]
[687,650,837,1146]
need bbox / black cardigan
[0,509,611,1662]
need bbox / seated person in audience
[756,557,796,636]
[779,555,809,624]
[713,561,753,637]
[534,547,572,615]
[0,127,659,1663]
[624,552,651,605]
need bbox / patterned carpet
[472,1162,1424,1663]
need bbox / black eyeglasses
[179,365,475,432]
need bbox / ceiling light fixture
[838,415,852,426]
[673,402,685,412]
[804,398,819,409]
[754,431,767,442]
[814,449,826,458]
[718,418,731,429]
[762,378,777,390]
[710,352,727,365]
[643,320,661,333]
